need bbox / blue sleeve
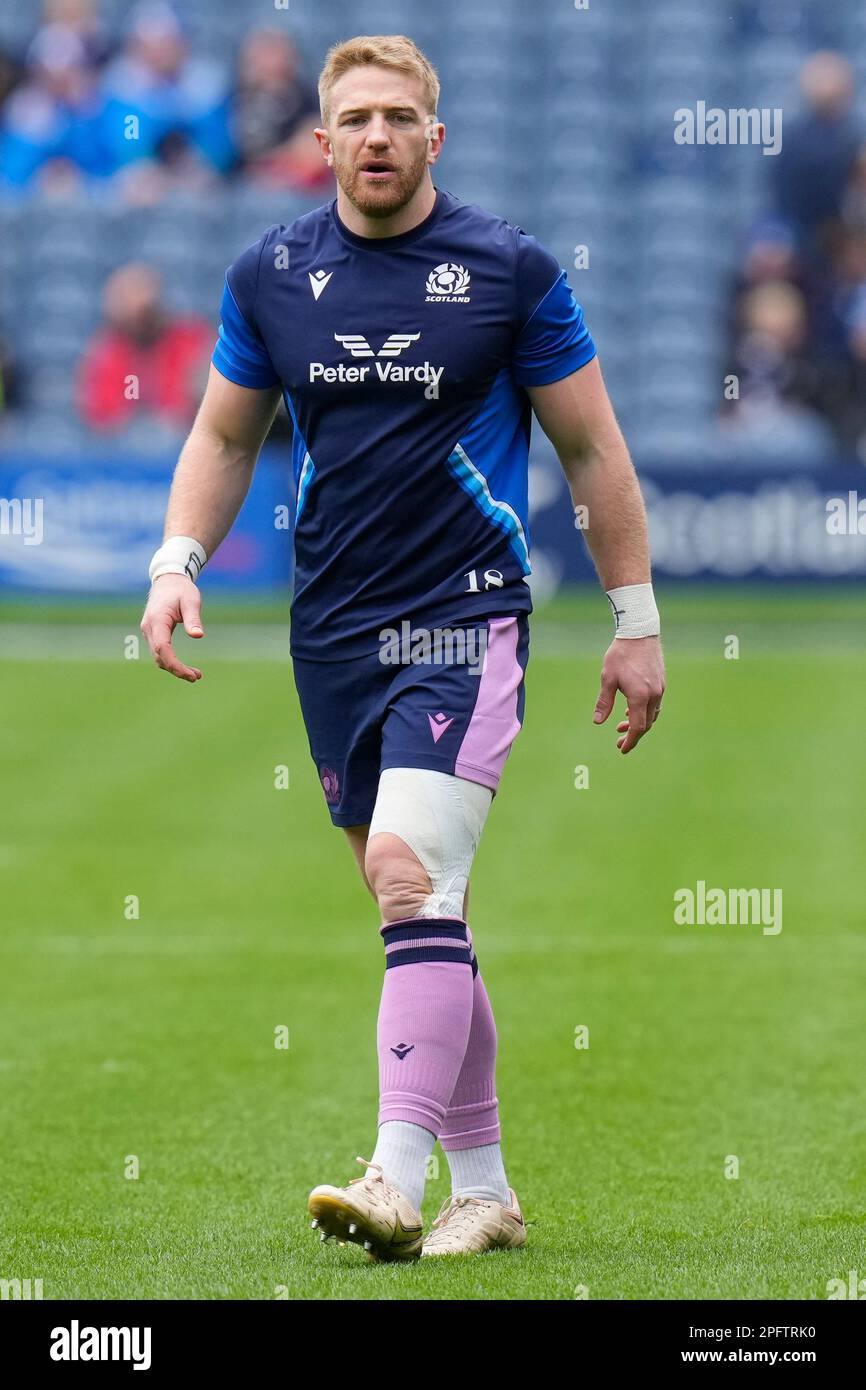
[512,232,597,386]
[211,241,279,389]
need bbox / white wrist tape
[606,583,660,639]
[148,535,208,585]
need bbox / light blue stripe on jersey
[283,389,317,521]
[445,367,533,573]
[212,278,279,389]
[445,442,531,574]
[296,452,315,521]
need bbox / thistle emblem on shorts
[320,767,340,804]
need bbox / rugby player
[140,34,666,1261]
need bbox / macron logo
[428,711,454,743]
[309,270,333,301]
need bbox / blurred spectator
[41,0,112,68]
[822,228,866,453]
[722,279,837,458]
[840,298,866,462]
[737,218,800,289]
[0,24,114,187]
[773,52,861,247]
[77,263,211,433]
[730,280,814,410]
[101,1,234,177]
[231,28,330,191]
[732,50,866,458]
[0,46,21,109]
[842,142,866,236]
[113,127,223,206]
[0,333,22,416]
[730,222,866,447]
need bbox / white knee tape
[368,768,493,919]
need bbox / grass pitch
[1,587,864,1300]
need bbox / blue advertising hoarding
[1,446,865,594]
[0,448,293,593]
[527,460,866,593]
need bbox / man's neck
[335,177,437,239]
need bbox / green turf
[1,589,864,1300]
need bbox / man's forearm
[527,362,664,749]
[162,421,257,559]
[560,432,652,591]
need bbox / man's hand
[140,574,205,682]
[593,635,665,754]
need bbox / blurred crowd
[2,4,866,465]
[727,51,866,459]
[0,0,332,441]
[0,0,331,200]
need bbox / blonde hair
[318,34,440,125]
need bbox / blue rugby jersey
[211,185,597,659]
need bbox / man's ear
[424,117,445,164]
[314,127,333,165]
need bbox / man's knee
[365,831,432,922]
[367,768,493,922]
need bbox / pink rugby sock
[377,917,475,1136]
[440,952,501,1152]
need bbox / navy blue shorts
[292,614,530,827]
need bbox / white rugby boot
[308,1157,423,1261]
[421,1188,526,1256]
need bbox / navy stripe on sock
[385,944,473,970]
[381,920,468,946]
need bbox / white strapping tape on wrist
[606,583,660,639]
[148,535,208,585]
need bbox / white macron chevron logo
[309,269,333,300]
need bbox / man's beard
[333,146,430,219]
